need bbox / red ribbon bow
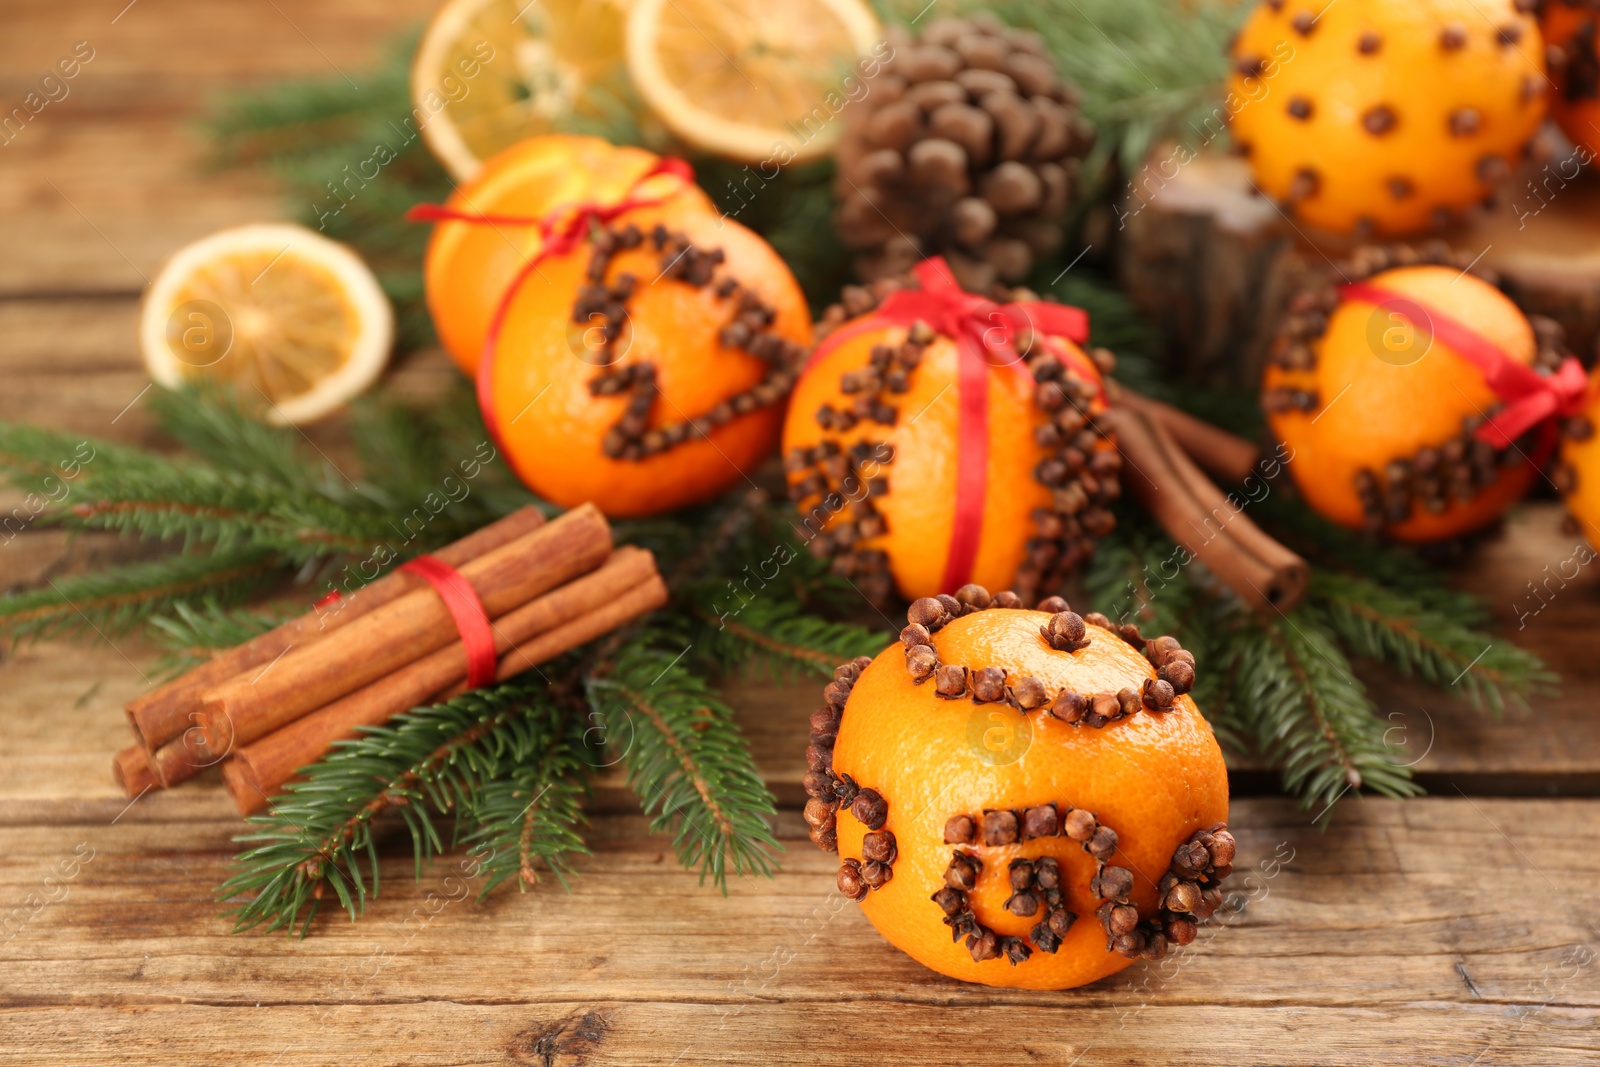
[1339,281,1589,450]
[806,257,1092,593]
[406,156,697,452]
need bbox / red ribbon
[406,156,697,454]
[399,555,497,689]
[805,257,1092,593]
[1339,282,1588,450]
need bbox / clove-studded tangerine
[1262,248,1584,542]
[1541,0,1600,155]
[782,258,1118,605]
[804,587,1230,989]
[1557,366,1600,547]
[417,135,813,517]
[1227,0,1546,235]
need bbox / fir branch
[203,30,421,168]
[146,385,331,492]
[147,599,295,677]
[686,555,889,681]
[1045,271,1169,398]
[1313,572,1556,716]
[149,598,291,652]
[1081,518,1204,640]
[665,489,891,680]
[696,158,853,309]
[63,487,392,559]
[219,684,582,936]
[1250,492,1488,615]
[0,421,163,501]
[461,711,592,897]
[349,395,453,505]
[657,486,777,587]
[346,386,538,523]
[1228,610,1422,818]
[586,623,779,890]
[203,29,450,350]
[1,416,476,563]
[1036,270,1262,436]
[0,418,385,558]
[0,551,283,642]
[706,607,886,680]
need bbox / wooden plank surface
[0,784,1597,1065]
[2,1,1599,1064]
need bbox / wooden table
[2,3,1597,1063]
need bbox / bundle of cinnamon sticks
[112,504,668,815]
[1104,386,1309,612]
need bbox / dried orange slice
[624,0,881,164]
[139,224,393,425]
[413,0,632,182]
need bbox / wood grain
[0,798,1595,1065]
[0,0,439,294]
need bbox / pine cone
[834,13,1093,290]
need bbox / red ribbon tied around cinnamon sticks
[406,156,697,452]
[1339,282,1588,450]
[807,257,1092,593]
[398,556,498,689]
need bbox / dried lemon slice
[139,224,393,425]
[413,0,632,182]
[624,0,881,164]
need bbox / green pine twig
[347,386,540,522]
[146,385,333,492]
[1313,572,1556,717]
[1229,610,1423,818]
[461,710,592,898]
[149,598,291,652]
[219,684,584,936]
[147,599,295,677]
[204,29,450,349]
[59,470,397,559]
[715,610,884,678]
[0,550,284,643]
[585,623,780,890]
[0,419,390,559]
[695,595,887,682]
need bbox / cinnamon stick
[1114,386,1262,486]
[144,729,227,790]
[1103,406,1308,612]
[222,549,668,815]
[442,564,670,694]
[198,504,612,753]
[112,744,160,798]
[126,505,547,772]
